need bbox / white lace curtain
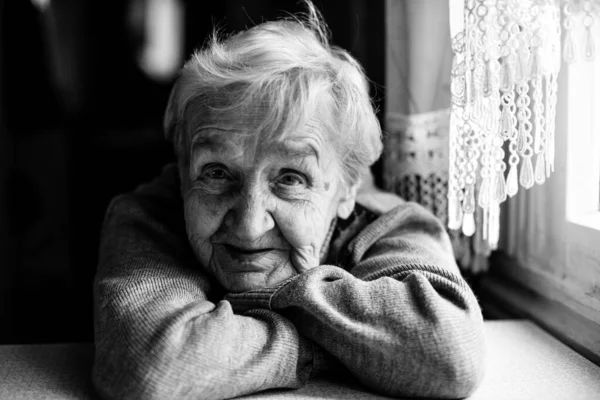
[448,0,600,248]
[383,0,452,215]
[384,0,486,271]
[383,0,600,273]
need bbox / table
[2,321,600,400]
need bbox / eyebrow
[192,131,319,159]
[276,142,319,161]
[190,129,241,154]
[191,134,223,152]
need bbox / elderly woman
[92,3,485,399]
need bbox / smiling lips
[221,244,274,263]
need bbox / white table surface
[1,320,600,400]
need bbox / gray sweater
[92,164,485,400]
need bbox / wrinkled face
[180,109,355,293]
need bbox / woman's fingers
[290,246,319,274]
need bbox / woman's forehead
[188,106,264,132]
[187,92,332,137]
[190,107,330,149]
[191,127,323,162]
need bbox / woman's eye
[278,171,306,187]
[202,164,230,180]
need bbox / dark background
[0,0,385,344]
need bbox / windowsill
[479,251,600,367]
[568,211,600,232]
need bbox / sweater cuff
[310,342,332,378]
[224,276,298,314]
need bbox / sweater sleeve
[92,165,320,400]
[226,202,486,399]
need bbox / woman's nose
[227,190,275,243]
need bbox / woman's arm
[92,165,324,400]
[226,202,485,399]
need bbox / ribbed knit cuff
[310,342,330,378]
[224,276,297,314]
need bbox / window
[565,26,600,230]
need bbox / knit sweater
[92,164,485,400]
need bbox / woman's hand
[290,244,321,274]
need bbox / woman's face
[180,111,355,292]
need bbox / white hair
[163,0,382,185]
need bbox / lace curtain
[383,0,450,219]
[448,0,600,250]
[383,0,484,272]
[384,0,599,273]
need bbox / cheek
[275,199,334,248]
[183,193,227,262]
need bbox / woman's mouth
[221,244,274,263]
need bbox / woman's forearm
[267,265,485,399]
[94,281,316,400]
[226,202,485,399]
[93,193,318,400]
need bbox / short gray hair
[163,0,382,185]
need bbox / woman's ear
[336,182,358,219]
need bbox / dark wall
[0,0,384,344]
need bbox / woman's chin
[210,251,296,292]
